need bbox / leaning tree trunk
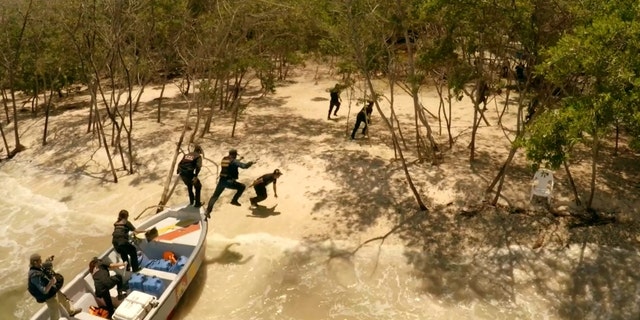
[156,81,166,123]
[563,158,581,206]
[158,94,196,211]
[0,122,9,158]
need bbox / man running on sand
[249,169,283,207]
[205,149,254,219]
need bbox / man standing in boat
[205,149,254,219]
[112,210,146,272]
[27,253,82,319]
[177,144,204,207]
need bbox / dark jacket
[177,152,202,177]
[28,267,56,303]
[91,260,114,296]
[219,156,252,180]
[112,219,136,247]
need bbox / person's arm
[233,159,254,169]
[31,274,56,294]
[249,177,263,188]
[273,180,278,198]
[126,221,145,234]
[108,262,127,270]
[194,156,202,177]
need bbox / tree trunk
[587,133,599,208]
[156,81,166,123]
[0,122,9,158]
[1,89,11,124]
[563,159,581,206]
[158,94,196,210]
[42,83,55,146]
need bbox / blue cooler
[142,276,164,298]
[128,273,146,291]
[170,256,188,274]
[138,253,153,268]
[148,259,172,272]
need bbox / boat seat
[137,267,177,281]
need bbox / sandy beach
[3,62,640,319]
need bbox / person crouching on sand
[249,169,283,207]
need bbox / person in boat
[177,144,204,207]
[27,253,82,319]
[249,169,283,207]
[89,257,128,319]
[205,149,254,218]
[351,100,374,140]
[111,209,145,272]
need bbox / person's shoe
[334,113,338,116]
[250,199,257,207]
[230,201,242,206]
[205,211,211,220]
[194,201,203,208]
[69,308,82,316]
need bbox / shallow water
[3,168,640,320]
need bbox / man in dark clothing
[89,257,127,318]
[351,100,374,139]
[249,169,283,207]
[112,209,145,272]
[327,83,342,120]
[205,149,254,218]
[177,145,204,207]
[27,253,82,319]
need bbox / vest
[28,267,57,303]
[177,152,200,175]
[112,220,130,246]
[219,156,239,180]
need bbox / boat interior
[38,206,205,320]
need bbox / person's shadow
[247,204,281,218]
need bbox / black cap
[229,149,238,156]
[274,169,282,175]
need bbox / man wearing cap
[249,169,283,207]
[27,253,82,319]
[177,144,204,207]
[205,149,254,218]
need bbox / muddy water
[2,169,639,319]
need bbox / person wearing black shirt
[351,100,374,139]
[205,149,254,218]
[249,169,283,207]
[89,257,127,318]
[327,84,342,120]
[177,145,204,207]
[111,210,145,272]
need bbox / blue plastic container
[170,256,188,274]
[142,276,164,298]
[148,259,172,272]
[128,273,146,291]
[137,253,153,268]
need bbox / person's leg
[56,291,78,315]
[123,243,140,272]
[114,246,130,271]
[351,117,363,139]
[98,290,115,318]
[180,174,195,205]
[228,181,246,205]
[333,101,341,116]
[362,119,368,135]
[253,185,268,204]
[206,181,227,215]
[328,102,334,119]
[45,296,61,320]
[194,177,202,206]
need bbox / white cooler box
[112,291,158,320]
